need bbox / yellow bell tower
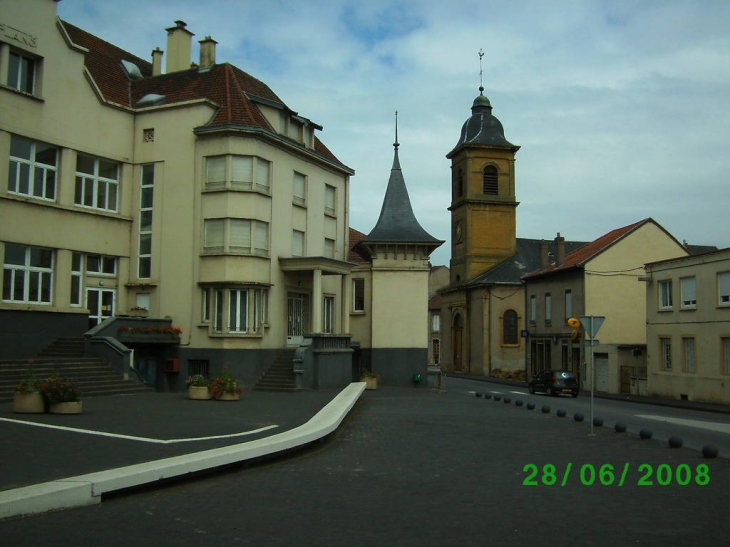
[446,86,520,284]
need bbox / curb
[0,382,366,520]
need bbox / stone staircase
[253,349,300,392]
[0,337,152,403]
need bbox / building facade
[645,248,730,404]
[1,0,356,387]
[523,219,689,394]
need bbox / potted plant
[209,366,243,401]
[360,369,380,390]
[40,374,82,414]
[13,361,45,413]
[186,374,211,400]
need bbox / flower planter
[188,386,212,400]
[215,392,240,401]
[13,391,45,413]
[49,401,83,414]
[361,377,378,390]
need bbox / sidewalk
[0,383,365,519]
[444,372,730,414]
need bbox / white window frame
[325,185,336,216]
[8,135,58,201]
[86,255,117,276]
[323,295,335,334]
[324,238,335,259]
[203,218,269,256]
[70,252,83,307]
[292,230,305,257]
[530,295,537,325]
[3,244,54,305]
[229,289,249,333]
[205,155,271,194]
[208,287,268,336]
[74,155,119,212]
[564,289,572,322]
[659,280,673,310]
[432,313,440,333]
[293,172,307,206]
[138,164,154,279]
[352,278,365,312]
[7,50,36,94]
[680,277,697,309]
[544,293,552,325]
[718,272,730,307]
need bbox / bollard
[574,412,584,422]
[702,444,719,459]
[556,409,566,417]
[639,429,653,440]
[614,423,627,433]
[668,436,683,449]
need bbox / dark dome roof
[449,87,518,154]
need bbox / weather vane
[478,48,485,91]
[394,110,399,149]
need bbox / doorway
[453,313,463,372]
[287,292,307,346]
[87,288,115,329]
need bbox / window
[325,185,336,216]
[659,280,673,310]
[432,313,440,333]
[660,337,672,371]
[292,230,305,257]
[208,287,268,335]
[205,155,271,193]
[483,165,498,195]
[530,295,537,325]
[136,293,151,311]
[723,338,730,375]
[324,238,335,259]
[503,309,519,345]
[86,255,116,275]
[544,293,552,325]
[203,219,269,256]
[3,244,53,304]
[75,155,119,212]
[8,51,36,94]
[323,296,335,333]
[202,288,210,323]
[680,277,697,309]
[353,279,365,312]
[8,136,58,200]
[564,290,572,321]
[293,172,307,206]
[683,337,696,373]
[456,169,463,198]
[432,338,441,364]
[139,164,154,278]
[718,272,730,306]
[70,253,83,306]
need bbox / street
[1,377,728,546]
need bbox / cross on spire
[478,48,485,92]
[394,110,399,149]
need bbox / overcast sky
[58,0,730,266]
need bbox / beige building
[523,219,689,394]
[0,0,361,388]
[645,248,730,404]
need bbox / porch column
[312,268,323,333]
[341,274,350,334]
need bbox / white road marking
[635,415,730,434]
[0,417,278,444]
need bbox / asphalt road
[1,378,728,547]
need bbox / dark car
[528,369,579,397]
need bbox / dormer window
[483,165,498,195]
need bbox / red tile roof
[59,20,347,169]
[524,218,652,279]
[349,228,369,263]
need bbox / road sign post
[579,315,605,436]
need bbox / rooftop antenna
[478,48,485,93]
[394,110,399,149]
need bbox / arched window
[483,165,498,195]
[502,309,519,345]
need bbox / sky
[57,0,730,266]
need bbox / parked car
[529,369,578,397]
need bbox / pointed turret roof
[360,137,442,246]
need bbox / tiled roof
[523,218,651,279]
[349,228,369,263]
[59,20,348,169]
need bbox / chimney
[555,232,565,266]
[539,240,549,269]
[199,36,218,68]
[165,20,194,74]
[151,47,163,76]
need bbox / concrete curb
[0,382,366,520]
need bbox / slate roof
[359,146,443,246]
[447,88,520,158]
[59,20,349,171]
[458,237,588,288]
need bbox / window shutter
[255,222,268,251]
[256,159,270,191]
[230,220,251,252]
[231,156,252,188]
[206,157,226,187]
[204,219,225,251]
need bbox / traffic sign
[579,315,605,338]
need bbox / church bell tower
[446,81,520,284]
